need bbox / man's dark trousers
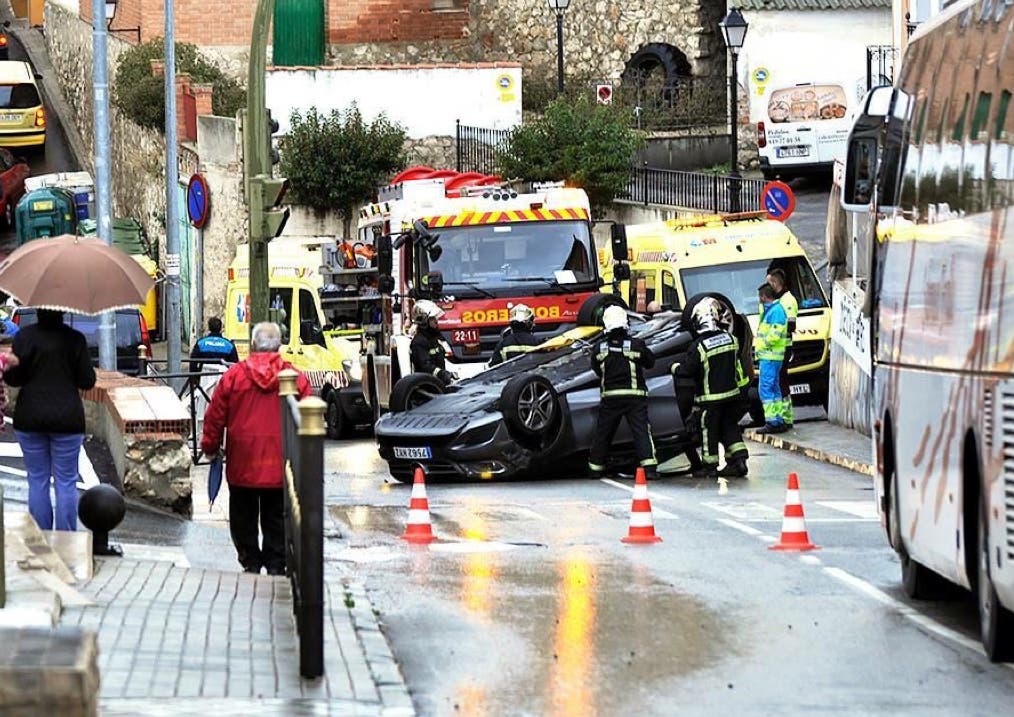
[588,396,656,472]
[229,486,285,574]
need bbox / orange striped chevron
[421,207,588,228]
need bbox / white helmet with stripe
[602,305,628,333]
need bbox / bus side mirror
[610,223,628,261]
[840,136,878,212]
[423,271,444,296]
[376,234,395,294]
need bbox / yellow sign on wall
[496,73,515,103]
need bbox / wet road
[320,438,1014,716]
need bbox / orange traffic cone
[401,466,436,544]
[621,467,662,544]
[769,472,819,551]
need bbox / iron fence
[278,370,326,679]
[455,120,510,175]
[624,165,766,213]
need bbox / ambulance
[225,238,370,437]
[602,213,831,409]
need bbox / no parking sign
[761,180,795,222]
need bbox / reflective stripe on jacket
[754,301,788,361]
[779,290,798,344]
[674,330,746,404]
[490,328,541,366]
[591,330,655,398]
[410,329,447,377]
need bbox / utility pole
[92,0,116,369]
[164,0,182,375]
[245,0,290,329]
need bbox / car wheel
[500,373,559,440]
[890,451,945,599]
[576,294,628,327]
[682,292,738,336]
[390,373,445,413]
[325,392,346,440]
[978,498,1014,660]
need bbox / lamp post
[548,0,570,95]
[719,7,748,213]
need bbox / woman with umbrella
[0,235,154,531]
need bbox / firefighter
[766,267,798,427]
[673,298,750,478]
[410,300,454,385]
[588,305,657,477]
[490,303,540,366]
[755,283,790,434]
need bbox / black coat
[4,322,97,433]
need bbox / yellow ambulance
[225,240,369,437]
[602,213,831,408]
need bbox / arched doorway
[621,43,692,107]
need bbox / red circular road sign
[187,173,210,228]
[761,180,796,222]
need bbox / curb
[745,428,874,477]
[344,580,416,717]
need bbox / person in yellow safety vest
[588,305,657,477]
[410,300,455,386]
[490,303,540,366]
[673,298,750,477]
[754,283,790,434]
[766,267,797,427]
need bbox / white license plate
[0,113,21,122]
[394,446,432,460]
[790,384,811,395]
[777,146,810,158]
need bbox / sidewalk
[62,557,415,715]
[745,420,873,476]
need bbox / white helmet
[509,303,535,331]
[413,299,444,326]
[691,298,722,334]
[602,305,628,333]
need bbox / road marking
[430,541,521,554]
[600,477,676,503]
[702,500,783,521]
[511,506,549,522]
[823,566,1014,671]
[0,463,26,477]
[816,500,878,519]
[716,518,765,537]
[798,554,822,566]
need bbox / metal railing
[624,165,766,213]
[278,369,326,679]
[456,120,510,175]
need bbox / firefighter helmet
[691,298,723,334]
[602,305,628,333]
[509,303,535,332]
[413,299,444,327]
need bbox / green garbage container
[15,187,78,245]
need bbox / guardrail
[624,165,766,213]
[278,369,326,679]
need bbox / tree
[280,106,408,238]
[497,95,644,212]
[113,38,246,131]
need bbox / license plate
[452,328,480,344]
[0,113,20,122]
[394,446,432,460]
[777,146,810,158]
[790,384,811,395]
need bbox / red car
[0,146,28,228]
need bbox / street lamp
[720,7,748,212]
[105,0,141,42]
[548,0,570,95]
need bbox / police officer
[766,267,797,427]
[410,300,454,385]
[190,317,239,372]
[588,305,657,477]
[674,298,750,478]
[490,304,540,366]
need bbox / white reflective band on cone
[407,509,431,524]
[633,484,648,500]
[628,512,655,528]
[411,484,428,499]
[779,517,807,533]
[785,489,800,505]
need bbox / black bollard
[78,484,126,557]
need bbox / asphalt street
[780,175,832,282]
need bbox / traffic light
[267,109,281,166]
[250,174,290,240]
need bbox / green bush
[113,38,246,131]
[280,106,407,235]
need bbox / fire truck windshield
[417,220,596,295]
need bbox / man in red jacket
[201,322,311,574]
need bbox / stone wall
[404,135,457,172]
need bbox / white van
[755,82,852,180]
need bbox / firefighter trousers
[588,396,657,473]
[699,401,749,467]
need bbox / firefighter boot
[718,456,749,478]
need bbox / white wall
[265,64,523,139]
[738,9,893,124]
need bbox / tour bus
[840,0,1014,659]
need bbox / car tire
[325,391,346,440]
[682,292,738,334]
[576,294,628,327]
[390,373,445,413]
[500,373,560,441]
[978,498,1014,660]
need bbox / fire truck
[319,167,618,421]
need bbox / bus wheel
[978,499,1014,661]
[890,455,944,599]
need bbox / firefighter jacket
[674,330,747,405]
[754,301,789,361]
[410,327,447,377]
[490,327,541,366]
[591,329,655,398]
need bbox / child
[754,283,789,434]
[0,333,20,429]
